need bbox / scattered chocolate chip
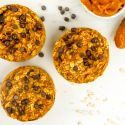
[59,26,66,31]
[41,5,46,10]
[83,58,90,66]
[8,35,13,41]
[34,103,39,109]
[35,40,40,46]
[13,95,19,100]
[76,41,83,48]
[38,52,44,57]
[9,47,16,54]
[6,107,14,114]
[14,39,19,44]
[24,85,29,91]
[46,94,51,100]
[20,47,26,53]
[21,99,29,105]
[20,23,26,28]
[71,28,77,32]
[66,42,73,48]
[64,17,69,22]
[20,33,26,38]
[58,48,64,57]
[33,23,42,31]
[12,34,18,40]
[6,32,11,35]
[91,37,99,43]
[6,80,12,88]
[18,88,23,93]
[12,24,18,29]
[65,7,69,11]
[79,52,85,58]
[32,74,40,80]
[89,54,96,60]
[24,76,29,84]
[11,100,18,106]
[40,16,45,22]
[98,54,104,60]
[3,40,10,47]
[27,69,34,76]
[73,66,78,71]
[18,106,25,115]
[41,91,46,97]
[71,14,76,19]
[26,29,30,34]
[86,50,91,57]
[38,104,43,109]
[58,6,63,11]
[32,85,40,91]
[91,46,97,51]
[0,14,4,24]
[60,10,65,15]
[11,6,18,12]
[66,33,72,39]
[6,5,11,10]
[19,14,26,22]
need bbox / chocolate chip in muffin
[20,47,26,53]
[64,17,69,22]
[11,6,18,12]
[11,100,18,106]
[71,28,77,32]
[19,14,26,23]
[17,106,25,115]
[73,66,78,71]
[9,47,17,54]
[32,85,40,91]
[21,99,29,105]
[34,103,43,109]
[12,34,18,40]
[24,85,29,91]
[35,40,40,46]
[27,69,34,76]
[40,16,45,22]
[59,26,66,31]
[6,80,12,88]
[41,5,46,10]
[46,94,51,100]
[91,46,97,51]
[86,50,91,57]
[14,39,19,44]
[38,52,44,57]
[20,23,26,28]
[20,33,26,38]
[41,91,46,97]
[98,54,104,60]
[71,14,76,19]
[65,7,69,11]
[24,76,29,84]
[91,37,99,43]
[33,23,42,31]
[6,5,12,10]
[13,95,19,100]
[0,14,4,24]
[32,74,40,80]
[58,48,64,57]
[3,40,10,47]
[79,52,85,58]
[83,58,90,66]
[6,107,14,114]
[76,41,83,48]
[89,54,96,60]
[12,24,18,29]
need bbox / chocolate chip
[32,85,40,91]
[14,39,19,44]
[11,100,18,106]
[40,16,45,22]
[3,40,10,47]
[6,5,11,10]
[19,14,26,23]
[98,54,104,60]
[6,80,12,88]
[66,42,73,48]
[24,85,29,91]
[86,50,91,57]
[41,91,46,97]
[20,33,26,38]
[21,99,29,105]
[46,94,51,100]
[79,53,85,58]
[35,40,40,46]
[6,107,14,114]
[20,47,26,53]
[73,66,78,71]
[33,23,42,31]
[9,47,16,54]
[18,88,23,93]
[59,26,66,31]
[0,14,4,24]
[20,23,26,28]
[12,34,18,40]
[71,14,76,19]
[60,10,65,15]
[38,52,44,57]
[18,106,25,115]
[58,48,64,57]
[71,28,77,32]
[76,41,83,48]
[24,76,29,84]
[12,24,18,29]
[91,46,97,51]
[34,103,39,109]
[27,69,34,76]
[91,37,99,43]
[64,17,69,22]
[38,104,43,109]
[89,54,96,60]
[83,58,90,66]
[6,32,11,35]
[11,6,18,12]
[41,5,46,10]
[32,74,40,80]
[58,6,63,11]
[65,7,69,11]
[26,29,30,34]
[13,95,19,100]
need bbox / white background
[0,0,125,125]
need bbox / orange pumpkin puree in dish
[81,0,125,17]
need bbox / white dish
[0,0,125,125]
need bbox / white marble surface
[0,0,125,125]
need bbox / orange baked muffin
[81,0,125,17]
[1,66,55,121]
[53,28,109,83]
[115,18,125,48]
[0,4,45,61]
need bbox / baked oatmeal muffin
[0,4,45,62]
[81,0,125,17]
[115,18,125,48]
[53,28,109,83]
[1,66,55,121]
